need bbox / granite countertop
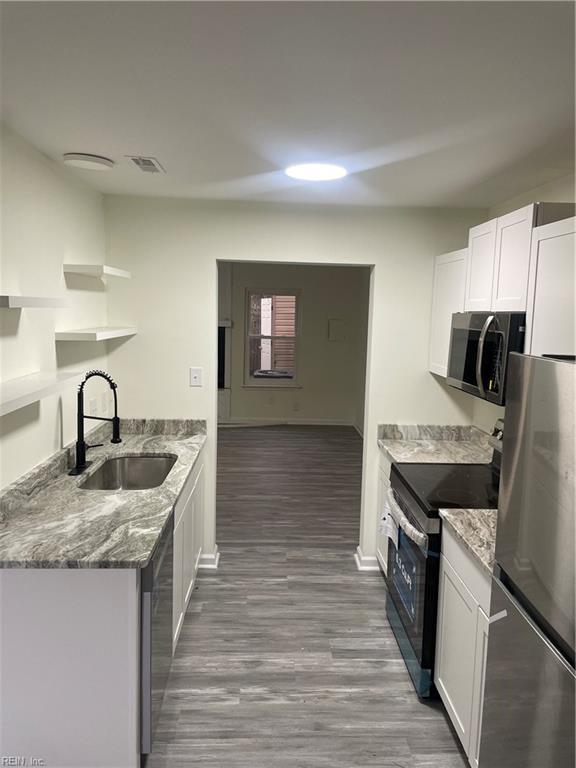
[378,424,493,464]
[0,419,206,569]
[440,508,498,574]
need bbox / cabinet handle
[476,314,495,397]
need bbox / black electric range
[385,460,500,698]
[391,462,500,516]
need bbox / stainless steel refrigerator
[479,353,575,767]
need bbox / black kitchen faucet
[69,370,121,475]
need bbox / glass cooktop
[391,463,499,516]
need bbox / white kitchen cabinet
[428,249,467,376]
[172,514,185,645]
[173,452,205,651]
[193,464,204,574]
[491,204,535,311]
[468,607,489,768]
[465,219,497,311]
[376,453,392,574]
[435,555,478,752]
[218,261,232,326]
[435,523,492,766]
[525,216,576,357]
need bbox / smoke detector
[128,156,165,173]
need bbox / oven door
[447,312,510,404]
[385,487,439,670]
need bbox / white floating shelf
[0,295,68,309]
[63,264,131,279]
[0,371,83,417]
[55,326,137,342]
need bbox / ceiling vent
[128,156,165,173]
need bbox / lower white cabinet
[435,524,491,766]
[376,453,392,574]
[173,454,204,651]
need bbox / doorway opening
[216,260,371,552]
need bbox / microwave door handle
[386,488,428,548]
[475,314,495,397]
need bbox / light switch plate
[189,367,203,387]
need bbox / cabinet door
[429,249,467,376]
[468,607,489,768]
[525,216,576,356]
[172,515,184,648]
[193,465,204,573]
[465,219,497,311]
[435,555,478,753]
[491,204,535,311]
[376,465,391,574]
[182,493,195,607]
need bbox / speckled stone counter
[0,419,206,569]
[440,508,498,574]
[378,424,492,464]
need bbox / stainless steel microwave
[446,312,526,404]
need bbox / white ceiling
[1,1,574,207]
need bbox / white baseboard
[354,545,380,572]
[198,547,220,570]
[223,416,355,427]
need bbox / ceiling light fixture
[63,153,115,171]
[285,163,348,181]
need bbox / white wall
[489,173,575,218]
[227,261,369,429]
[471,173,576,433]
[106,197,484,562]
[0,127,109,488]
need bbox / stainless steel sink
[80,455,177,491]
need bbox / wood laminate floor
[147,426,467,768]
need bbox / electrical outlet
[189,367,203,387]
[101,392,109,416]
[89,398,98,416]
[293,401,300,412]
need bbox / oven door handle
[387,488,428,548]
[475,314,495,397]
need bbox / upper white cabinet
[525,216,576,357]
[464,203,574,313]
[465,219,497,311]
[491,204,535,311]
[429,249,467,376]
[218,261,232,326]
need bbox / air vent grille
[128,156,165,173]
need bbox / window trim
[243,288,302,388]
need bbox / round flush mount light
[62,153,115,171]
[285,163,348,181]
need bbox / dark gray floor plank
[146,425,466,767]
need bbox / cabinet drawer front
[442,525,492,614]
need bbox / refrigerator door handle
[475,314,494,397]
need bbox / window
[245,291,299,384]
